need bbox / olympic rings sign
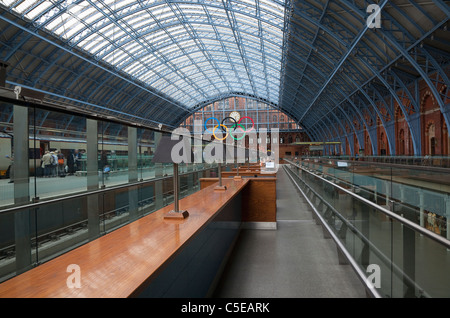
[204,116,255,141]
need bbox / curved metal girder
[279,0,448,156]
[337,0,449,153]
[0,12,188,108]
[297,0,449,155]
[1,0,448,142]
[0,0,287,124]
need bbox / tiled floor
[212,166,367,298]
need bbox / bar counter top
[0,178,250,298]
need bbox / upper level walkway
[212,167,366,297]
[1,159,449,299]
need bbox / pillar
[86,118,100,240]
[446,195,450,244]
[13,105,30,203]
[419,190,425,230]
[13,105,31,274]
[128,126,139,221]
[154,132,164,210]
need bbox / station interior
[0,0,449,299]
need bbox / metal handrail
[295,156,450,172]
[285,159,450,249]
[283,165,431,298]
[283,165,382,298]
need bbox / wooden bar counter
[200,176,277,228]
[0,178,250,298]
[222,171,276,178]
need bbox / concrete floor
[213,166,367,298]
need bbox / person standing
[42,151,52,178]
[5,154,13,183]
[73,149,81,172]
[56,150,65,177]
[67,149,75,175]
[50,151,58,177]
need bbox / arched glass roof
[0,0,448,155]
[2,0,286,108]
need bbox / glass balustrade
[293,157,449,241]
[285,160,450,298]
[0,101,220,283]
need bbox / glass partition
[296,157,449,241]
[285,161,450,298]
[0,162,218,283]
[33,108,88,200]
[138,128,155,181]
[0,103,221,283]
[98,121,129,188]
[0,105,90,207]
[291,155,450,168]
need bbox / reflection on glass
[286,161,450,298]
[30,108,88,201]
[0,103,224,284]
[294,157,449,241]
[138,128,155,181]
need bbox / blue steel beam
[0,12,189,112]
[2,2,288,110]
[85,0,210,102]
[338,0,450,150]
[297,0,449,155]
[298,0,389,123]
[1,0,448,137]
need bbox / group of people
[40,149,83,178]
[4,149,86,182]
[425,211,446,236]
[41,150,65,177]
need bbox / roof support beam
[298,0,389,122]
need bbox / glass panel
[98,121,128,188]
[0,210,17,281]
[34,197,89,264]
[29,108,88,201]
[0,208,34,282]
[163,177,174,206]
[0,103,14,207]
[100,186,132,233]
[286,160,450,298]
[412,221,450,298]
[138,128,155,181]
[138,181,156,216]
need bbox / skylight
[1,0,287,108]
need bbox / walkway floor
[212,166,367,298]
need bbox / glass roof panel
[1,0,287,108]
[83,11,104,25]
[25,1,52,20]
